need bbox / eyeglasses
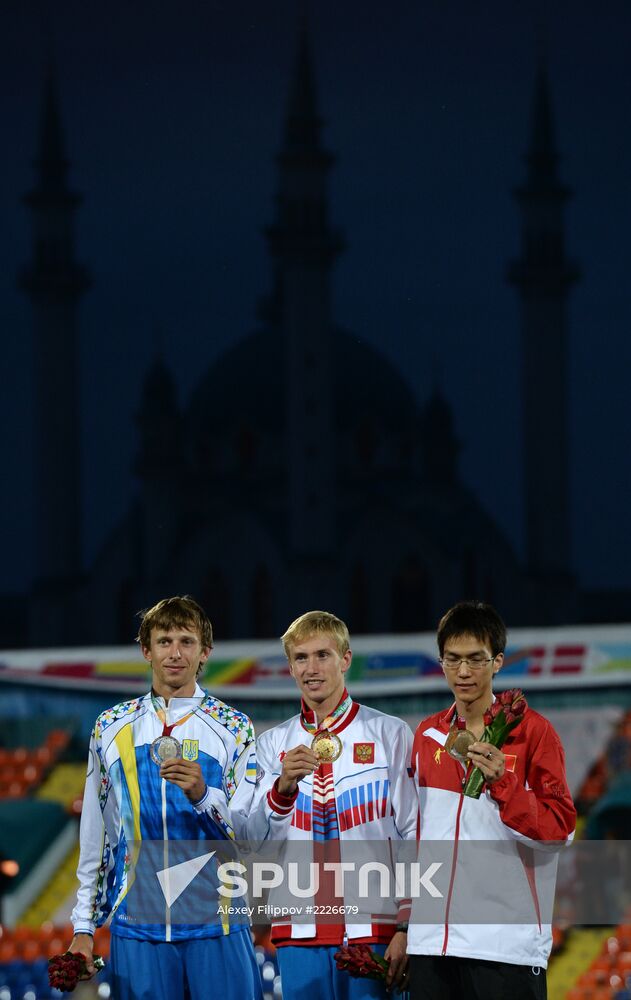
[439,654,496,670]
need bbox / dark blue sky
[1,1,631,597]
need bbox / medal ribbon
[449,712,476,772]
[151,693,195,737]
[300,689,352,736]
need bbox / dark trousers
[408,955,547,1000]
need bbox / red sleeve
[489,718,576,841]
[267,776,298,815]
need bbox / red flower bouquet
[463,688,527,799]
[48,951,105,992]
[334,943,389,982]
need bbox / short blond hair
[281,611,350,660]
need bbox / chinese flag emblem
[353,742,375,764]
[504,753,517,772]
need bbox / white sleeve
[192,723,258,841]
[388,720,419,841]
[386,720,418,922]
[71,729,119,934]
[242,729,299,843]
[196,727,298,844]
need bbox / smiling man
[247,610,419,1000]
[67,595,263,1000]
[406,601,576,1000]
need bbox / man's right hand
[68,933,97,979]
[277,744,319,796]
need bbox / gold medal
[445,727,476,762]
[311,731,343,762]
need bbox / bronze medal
[445,727,476,762]
[311,731,343,763]
[151,734,182,765]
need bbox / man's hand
[277,744,319,796]
[384,931,409,992]
[68,933,96,979]
[467,742,506,784]
[160,758,206,802]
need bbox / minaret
[264,24,344,555]
[20,66,90,591]
[508,64,579,580]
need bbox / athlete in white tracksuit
[68,596,263,1000]
[241,611,419,1000]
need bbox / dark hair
[437,601,506,657]
[136,595,213,653]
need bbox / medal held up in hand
[302,691,351,763]
[311,730,343,762]
[150,734,182,765]
[150,695,196,766]
[445,717,476,761]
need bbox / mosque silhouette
[20,27,613,647]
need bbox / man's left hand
[160,758,206,801]
[384,931,409,992]
[467,742,505,783]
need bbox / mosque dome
[187,325,419,481]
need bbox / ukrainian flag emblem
[182,739,199,761]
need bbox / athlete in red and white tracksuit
[408,703,575,967]
[406,601,576,1000]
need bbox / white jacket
[407,704,576,968]
[245,699,418,942]
[71,685,257,941]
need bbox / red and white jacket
[245,697,419,945]
[407,703,576,969]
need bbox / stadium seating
[0,922,112,998]
[557,926,631,998]
[0,730,72,801]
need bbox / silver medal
[150,734,182,765]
